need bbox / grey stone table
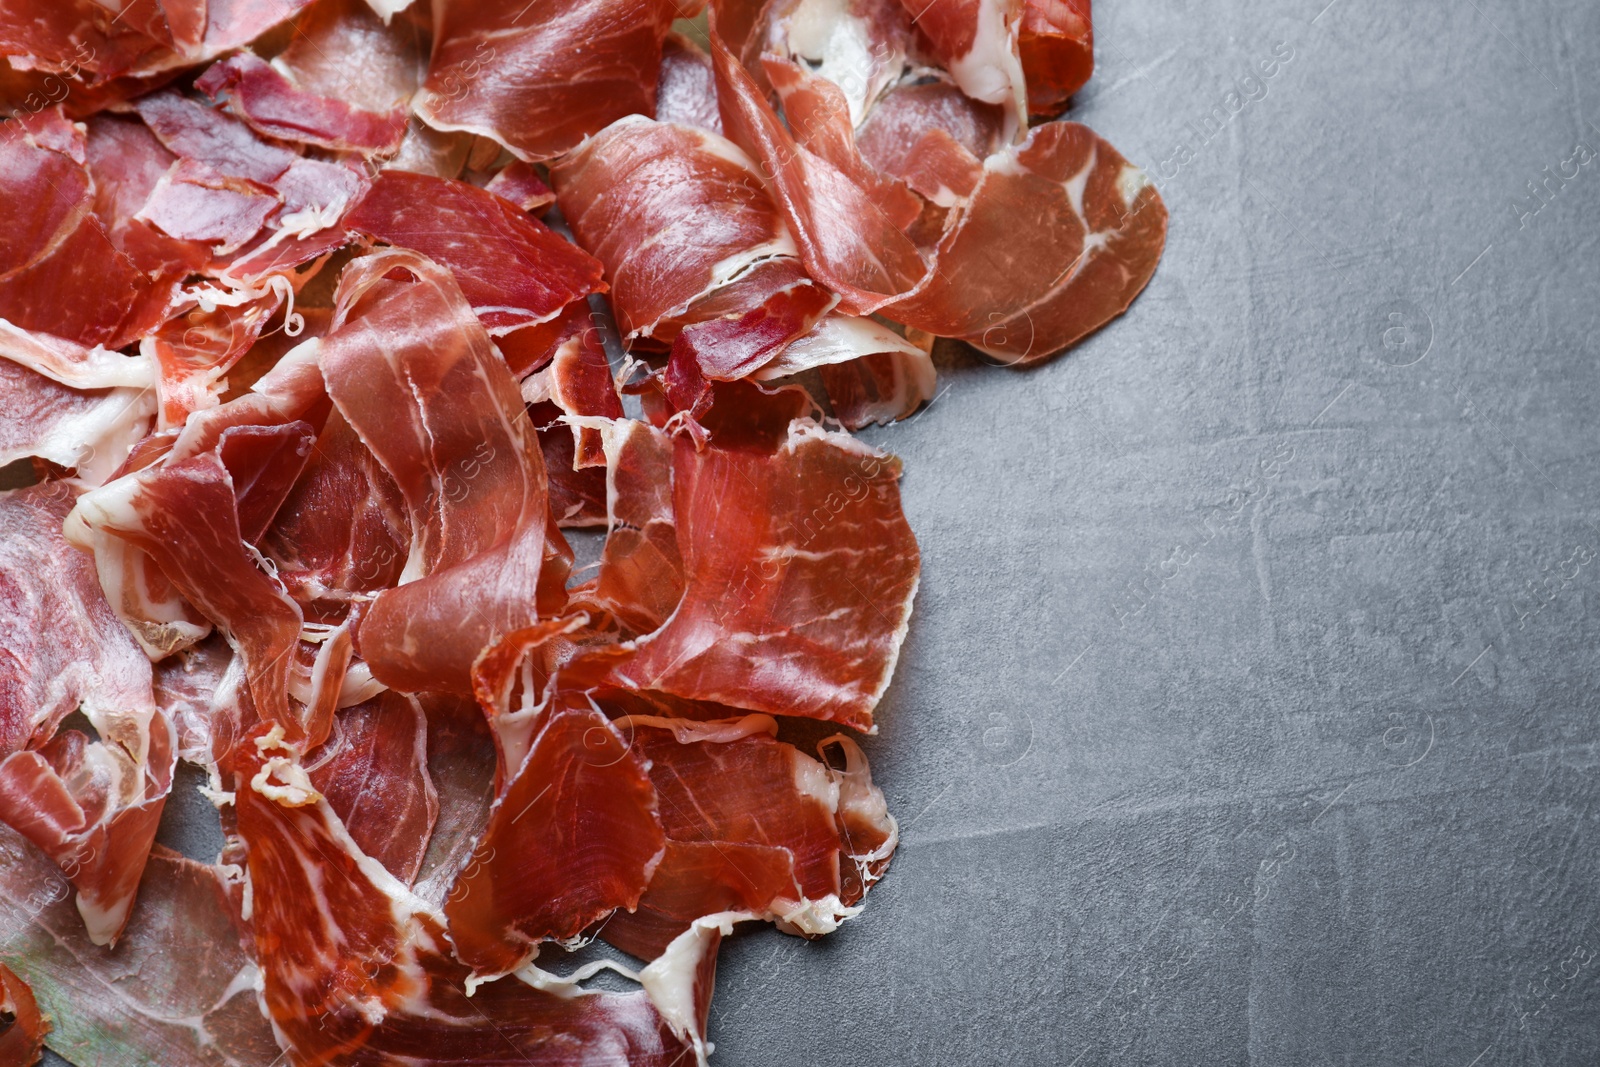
[46,0,1600,1063]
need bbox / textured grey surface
[48,0,1600,1064]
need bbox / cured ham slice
[713,33,1166,360]
[144,294,281,429]
[897,0,1028,136]
[762,56,922,229]
[0,483,155,758]
[756,313,936,428]
[550,115,831,354]
[0,108,178,348]
[581,420,684,637]
[0,358,156,481]
[0,963,47,1066]
[0,830,281,1066]
[483,161,556,214]
[235,726,701,1066]
[600,716,896,961]
[0,707,174,945]
[262,407,410,621]
[416,0,678,162]
[444,697,665,976]
[1019,0,1093,117]
[756,0,913,125]
[886,120,1168,361]
[276,0,429,116]
[318,250,552,692]
[613,416,920,732]
[346,171,605,336]
[656,34,722,134]
[306,692,438,884]
[854,78,1004,203]
[196,51,409,155]
[69,449,313,741]
[152,632,248,764]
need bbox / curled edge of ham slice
[755,313,935,429]
[0,708,175,946]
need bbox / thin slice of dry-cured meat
[305,691,438,885]
[551,115,826,346]
[0,483,156,758]
[318,250,553,693]
[346,171,605,337]
[614,416,919,732]
[0,830,281,1066]
[196,51,409,156]
[1019,0,1093,117]
[443,696,665,977]
[235,725,701,1065]
[0,707,174,945]
[416,0,679,162]
[600,715,895,961]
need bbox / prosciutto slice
[713,31,1167,361]
[610,415,920,732]
[601,715,896,961]
[318,250,553,692]
[0,483,155,758]
[0,707,174,945]
[235,725,702,1066]
[345,171,605,337]
[196,51,409,156]
[305,691,438,884]
[444,695,665,976]
[551,114,833,377]
[897,0,1029,136]
[0,830,281,1066]
[756,313,936,428]
[1019,0,1093,117]
[416,0,679,162]
[68,447,313,741]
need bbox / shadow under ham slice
[0,962,47,1067]
[443,697,665,977]
[0,831,282,1066]
[319,250,553,693]
[305,691,438,886]
[415,0,679,162]
[0,707,174,945]
[0,482,155,759]
[234,726,700,1066]
[346,171,605,337]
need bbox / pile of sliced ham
[0,1,1162,1063]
